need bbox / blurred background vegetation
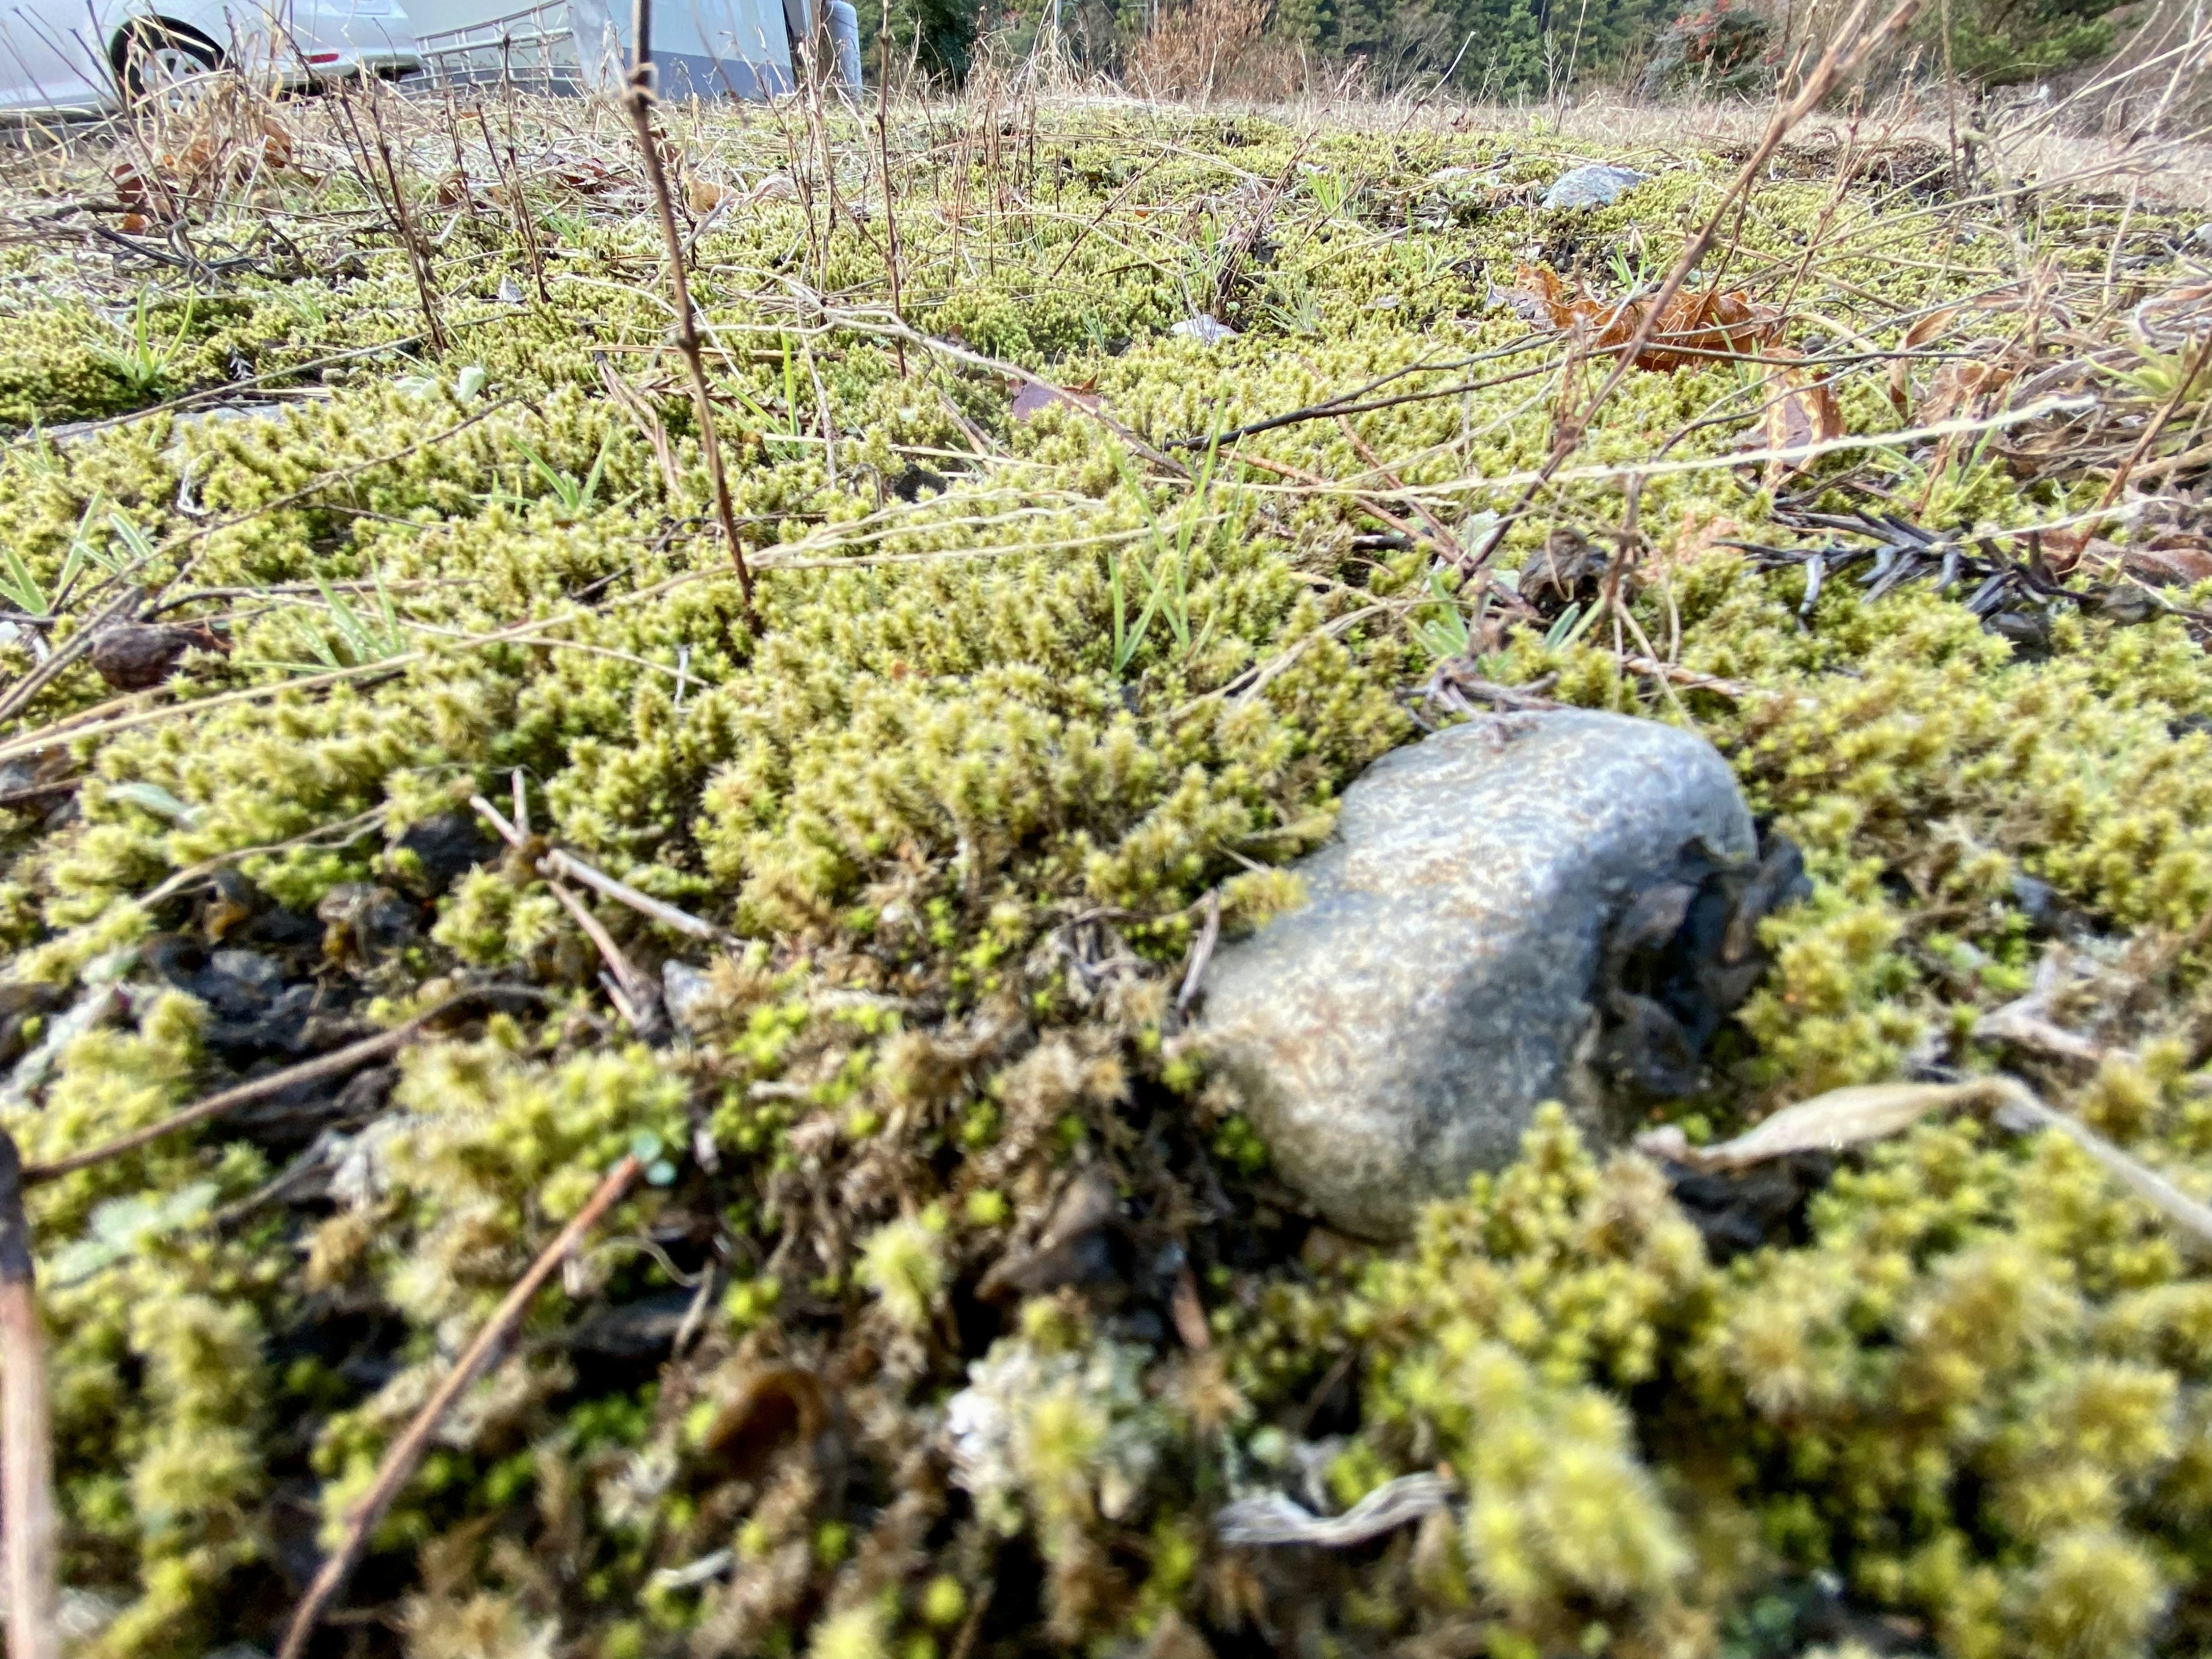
[861,0,2164,112]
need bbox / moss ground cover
[0,77,2209,1659]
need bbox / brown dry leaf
[1760,354,1844,483]
[257,119,293,173]
[1508,263,1770,372]
[431,169,471,208]
[2036,524,2097,577]
[161,120,293,195]
[686,177,734,214]
[1921,356,2015,425]
[699,1366,833,1482]
[112,159,149,209]
[1637,286,1770,372]
[551,157,619,196]
[1888,305,1958,416]
[2123,541,2212,588]
[1170,1266,1210,1350]
[1668,512,1750,567]
[163,138,218,187]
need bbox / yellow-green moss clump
[0,94,2206,1659]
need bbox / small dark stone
[979,1168,1124,1299]
[889,464,948,502]
[0,751,77,813]
[0,981,63,1068]
[331,1063,398,1119]
[2009,872,2091,942]
[1664,1152,1834,1262]
[316,882,419,960]
[1593,830,1810,1100]
[232,1059,393,1152]
[1984,607,2051,657]
[1721,1570,1927,1657]
[145,933,325,1058]
[89,622,226,691]
[2010,872,2059,930]
[2085,584,2161,626]
[392,810,499,897]
[1521,527,1613,613]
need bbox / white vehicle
[404,0,855,98]
[0,0,422,117]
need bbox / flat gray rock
[1541,163,1647,210]
[1195,710,1755,1238]
[1169,314,1239,346]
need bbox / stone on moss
[1195,710,1756,1237]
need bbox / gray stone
[1169,314,1239,346]
[1195,710,1756,1238]
[661,960,720,1037]
[1541,163,1647,210]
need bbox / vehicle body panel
[0,0,421,116]
[404,0,841,99]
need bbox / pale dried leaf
[1641,1075,2212,1255]
[1215,1472,1454,1546]
[1761,361,1846,483]
[1975,994,2109,1065]
[1635,1080,2016,1170]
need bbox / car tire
[113,20,222,107]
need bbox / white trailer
[406,0,854,97]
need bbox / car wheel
[115,21,221,109]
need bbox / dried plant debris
[0,76,2206,1659]
[1494,262,1772,370]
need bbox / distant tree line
[862,0,2133,99]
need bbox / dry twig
[0,1131,56,1659]
[623,73,756,614]
[21,990,529,1185]
[275,1155,642,1659]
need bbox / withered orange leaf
[1509,263,1770,372]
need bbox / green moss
[0,95,2206,1659]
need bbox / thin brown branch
[21,990,531,1185]
[275,1155,642,1659]
[623,76,756,617]
[0,1131,56,1659]
[469,793,728,942]
[0,588,141,729]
